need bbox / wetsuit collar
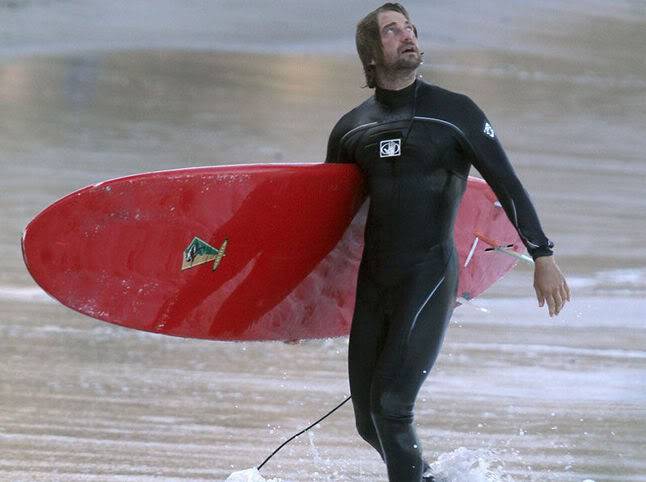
[375,79,419,109]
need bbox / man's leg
[370,251,458,481]
[348,264,389,458]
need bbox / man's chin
[395,56,422,71]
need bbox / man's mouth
[401,47,417,54]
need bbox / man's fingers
[535,287,545,307]
[552,290,563,315]
[560,283,570,305]
[564,280,571,301]
[546,293,556,316]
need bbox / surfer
[325,3,570,481]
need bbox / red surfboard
[22,163,525,341]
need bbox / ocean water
[1,1,645,481]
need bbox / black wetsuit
[325,79,553,482]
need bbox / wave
[0,285,53,303]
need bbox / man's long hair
[356,3,416,89]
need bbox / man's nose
[400,28,415,42]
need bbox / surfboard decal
[181,237,228,271]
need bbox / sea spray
[307,431,321,463]
[228,447,513,481]
[225,468,282,482]
[429,447,515,482]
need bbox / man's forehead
[377,10,409,28]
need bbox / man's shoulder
[326,96,375,163]
[329,96,376,139]
[336,96,376,127]
[417,80,487,133]
[418,80,475,108]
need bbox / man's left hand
[533,256,570,317]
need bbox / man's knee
[355,414,375,442]
[370,388,414,423]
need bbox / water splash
[308,431,321,463]
[429,447,515,482]
[225,468,282,482]
[227,447,516,481]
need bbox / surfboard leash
[257,394,352,471]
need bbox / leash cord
[257,394,352,471]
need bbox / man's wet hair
[355,3,418,89]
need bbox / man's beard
[397,51,423,70]
[381,52,423,76]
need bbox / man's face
[376,10,422,72]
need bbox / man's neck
[375,70,417,91]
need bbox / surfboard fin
[474,232,534,265]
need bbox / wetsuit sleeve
[462,98,554,259]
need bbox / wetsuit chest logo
[379,139,401,158]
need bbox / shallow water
[1,1,645,481]
[1,296,644,481]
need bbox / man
[325,3,570,481]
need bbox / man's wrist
[534,254,555,265]
[530,248,554,261]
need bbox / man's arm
[325,120,346,164]
[462,97,570,316]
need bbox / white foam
[568,268,646,292]
[227,449,515,482]
[432,63,646,89]
[225,468,283,482]
[463,296,646,329]
[0,286,54,303]
[454,342,646,360]
[430,447,515,482]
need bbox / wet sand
[2,1,646,481]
